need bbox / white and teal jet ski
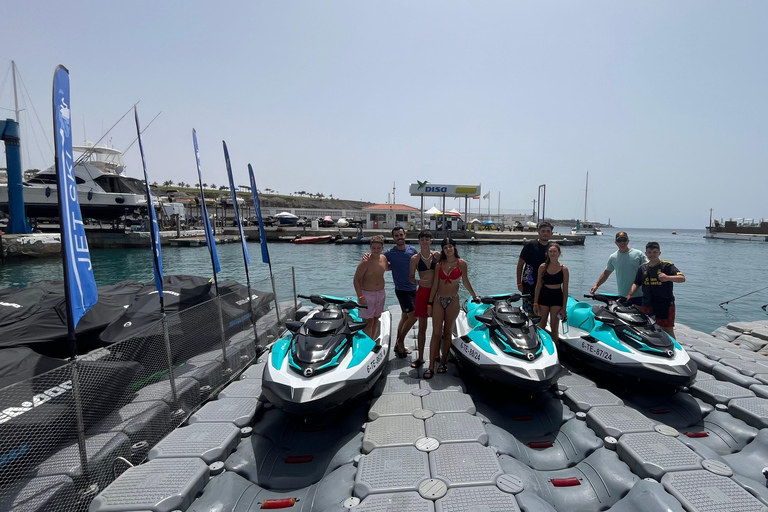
[453,293,561,391]
[560,294,696,388]
[262,294,390,414]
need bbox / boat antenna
[74,101,139,166]
[718,284,768,310]
[122,110,162,154]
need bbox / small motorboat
[292,235,335,244]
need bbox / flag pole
[248,164,281,328]
[53,65,98,492]
[135,107,182,415]
[192,130,229,372]
[223,141,260,348]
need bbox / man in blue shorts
[590,231,645,306]
[386,227,418,357]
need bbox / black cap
[441,238,456,248]
[615,231,629,241]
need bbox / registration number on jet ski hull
[366,349,385,374]
[461,342,481,362]
[581,342,612,361]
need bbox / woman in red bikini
[424,238,479,379]
[533,243,569,344]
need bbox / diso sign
[408,182,481,197]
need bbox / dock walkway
[88,308,768,511]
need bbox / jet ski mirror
[285,320,303,333]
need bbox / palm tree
[202,182,208,189]
[162,180,172,187]
[210,183,216,189]
[151,181,158,187]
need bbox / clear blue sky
[2,1,766,228]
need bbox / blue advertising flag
[192,130,221,274]
[248,164,270,265]
[134,107,164,297]
[53,66,98,328]
[223,141,249,265]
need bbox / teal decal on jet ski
[318,341,348,370]
[322,294,353,303]
[348,332,376,368]
[672,338,682,351]
[271,335,292,370]
[467,327,497,355]
[288,350,301,370]
[348,309,361,322]
[592,323,632,353]
[538,327,555,355]
[466,302,492,329]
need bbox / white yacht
[0,143,148,221]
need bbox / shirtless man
[354,236,388,339]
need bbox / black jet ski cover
[0,280,144,357]
[0,347,67,389]
[99,275,274,346]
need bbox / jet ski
[262,294,390,414]
[561,294,697,388]
[453,293,560,392]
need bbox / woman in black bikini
[409,231,440,370]
[424,238,479,379]
[533,243,569,344]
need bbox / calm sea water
[2,227,766,334]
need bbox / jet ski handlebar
[479,293,527,305]
[297,294,367,309]
[584,293,626,306]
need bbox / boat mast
[584,171,589,222]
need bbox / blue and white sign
[53,65,98,328]
[223,141,249,265]
[192,129,221,273]
[135,107,164,297]
[248,164,270,265]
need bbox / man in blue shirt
[385,227,418,357]
[590,231,645,306]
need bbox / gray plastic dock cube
[617,432,703,480]
[354,446,430,498]
[661,470,766,512]
[380,374,421,394]
[586,406,658,439]
[436,486,521,512]
[563,386,623,412]
[37,432,131,489]
[419,374,465,392]
[133,376,200,410]
[727,397,768,429]
[240,361,266,379]
[555,372,596,391]
[91,400,172,446]
[429,442,503,488]
[362,415,426,453]
[217,379,264,400]
[148,422,240,463]
[690,380,755,406]
[369,393,423,420]
[421,391,476,414]
[354,491,435,511]
[88,458,208,512]
[425,412,488,445]
[187,397,260,427]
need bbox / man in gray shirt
[590,231,645,306]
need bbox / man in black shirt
[626,241,685,339]
[516,222,553,313]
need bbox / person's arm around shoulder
[459,259,479,302]
[533,264,545,316]
[353,261,368,305]
[561,266,569,319]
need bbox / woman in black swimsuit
[533,243,569,343]
[424,238,479,379]
[409,231,440,369]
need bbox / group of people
[354,223,686,379]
